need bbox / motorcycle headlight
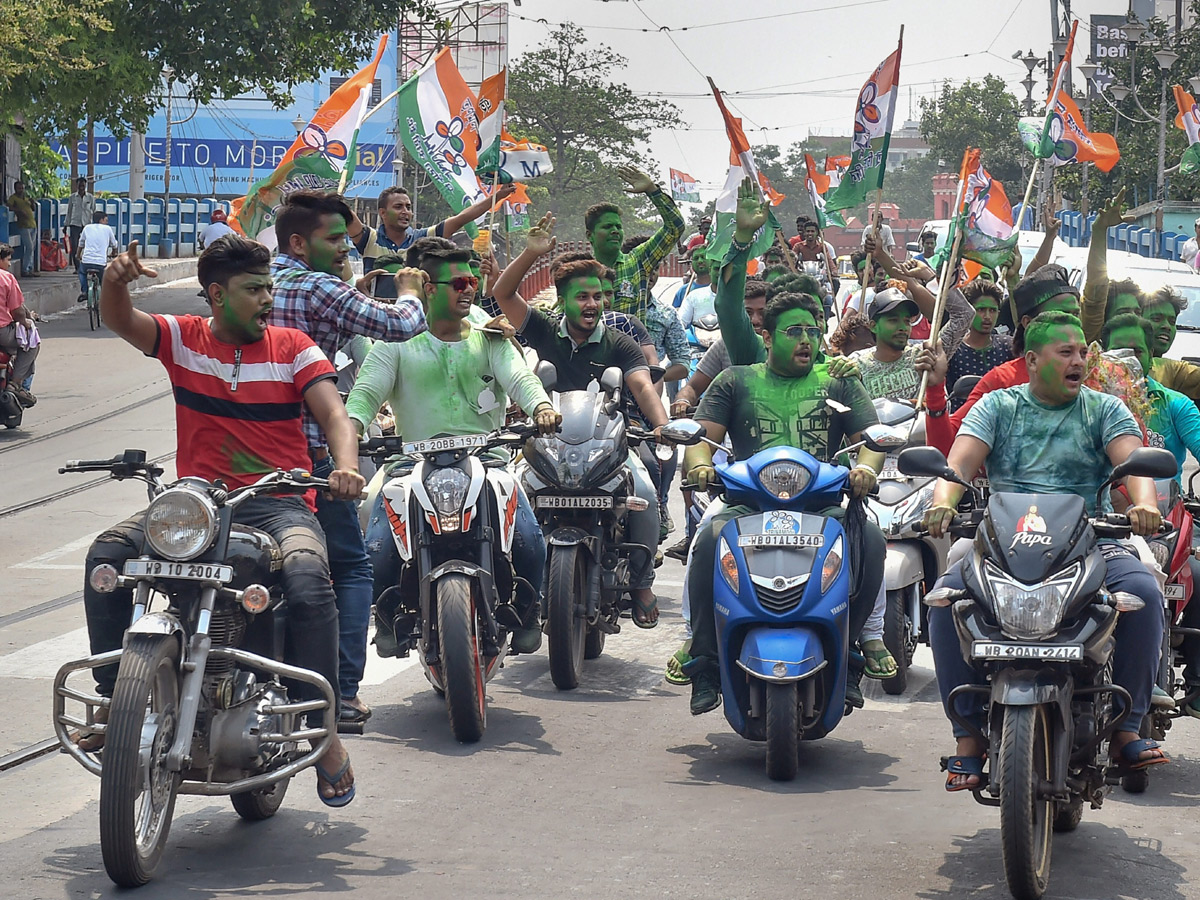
[757,461,811,501]
[821,534,843,592]
[145,488,218,561]
[423,467,471,533]
[1149,539,1171,573]
[983,560,1081,640]
[532,437,616,489]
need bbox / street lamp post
[1013,48,1046,115]
[162,65,174,258]
[292,113,306,136]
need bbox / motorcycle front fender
[989,666,1072,706]
[884,540,925,591]
[736,626,827,683]
[124,611,184,642]
[546,526,602,562]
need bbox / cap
[1012,264,1078,320]
[210,208,227,223]
[1194,216,1200,227]
[867,287,917,319]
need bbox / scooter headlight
[757,461,811,501]
[983,559,1081,640]
[718,536,739,593]
[423,468,471,533]
[820,535,844,592]
[145,488,218,561]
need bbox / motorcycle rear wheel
[438,573,487,743]
[998,704,1054,900]
[99,634,181,888]
[230,778,290,821]
[764,682,800,781]
[881,589,910,695]
[547,545,587,690]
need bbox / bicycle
[86,268,102,331]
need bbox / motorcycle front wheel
[99,634,182,888]
[764,682,800,781]
[998,704,1054,900]
[438,573,487,742]
[547,544,587,690]
[881,588,911,696]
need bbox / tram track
[0,451,175,519]
[0,387,173,457]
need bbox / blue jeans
[79,262,105,297]
[365,469,546,608]
[19,227,36,274]
[311,455,375,701]
[930,541,1164,737]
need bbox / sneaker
[372,627,401,658]
[77,293,86,303]
[1151,685,1177,710]
[664,534,692,562]
[689,669,721,715]
[510,625,543,654]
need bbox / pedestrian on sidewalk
[0,243,39,406]
[65,178,95,267]
[8,182,38,277]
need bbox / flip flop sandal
[1112,737,1170,773]
[861,640,898,680]
[315,756,357,808]
[632,595,659,629]
[666,648,692,685]
[70,708,108,752]
[339,703,372,725]
[942,755,988,793]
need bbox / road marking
[12,531,102,571]
[0,627,89,677]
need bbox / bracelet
[852,464,878,477]
[927,407,946,418]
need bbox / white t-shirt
[861,223,896,251]
[79,223,118,266]
[199,221,235,249]
[1181,236,1199,268]
[678,284,716,329]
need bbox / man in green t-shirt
[7,181,37,276]
[680,289,893,715]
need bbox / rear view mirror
[600,366,623,394]
[862,424,908,453]
[659,419,706,446]
[1111,447,1178,481]
[535,360,557,392]
[951,375,981,403]
[872,398,917,427]
[897,446,960,482]
[905,242,920,254]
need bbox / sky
[502,0,1152,207]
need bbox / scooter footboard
[736,627,827,682]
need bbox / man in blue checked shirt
[270,190,428,731]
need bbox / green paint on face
[691,254,710,277]
[1142,301,1178,357]
[1035,292,1081,317]
[764,308,820,378]
[306,213,350,275]
[212,270,274,344]
[971,298,1000,335]
[562,276,604,338]
[871,307,913,351]
[976,269,995,284]
[1105,324,1153,378]
[599,277,615,309]
[1028,325,1087,405]
[588,212,623,256]
[425,261,476,323]
[1109,292,1140,319]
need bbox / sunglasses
[781,325,823,342]
[430,275,479,292]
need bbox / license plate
[403,434,487,455]
[971,641,1083,661]
[535,495,614,509]
[972,477,990,489]
[1166,584,1186,600]
[124,560,233,583]
[738,533,824,548]
[879,460,902,480]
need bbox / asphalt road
[1,279,1199,900]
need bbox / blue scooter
[673,420,903,780]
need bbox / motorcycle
[685,312,721,377]
[359,425,538,743]
[0,346,24,428]
[1129,472,1200,793]
[52,450,338,888]
[691,417,907,781]
[519,365,662,690]
[898,444,1177,900]
[865,398,949,695]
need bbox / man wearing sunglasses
[270,190,428,731]
[677,178,893,714]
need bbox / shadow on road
[666,731,900,793]
[1105,751,1200,809]
[917,823,1188,900]
[46,811,410,898]
[364,686,561,757]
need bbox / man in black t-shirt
[493,224,673,627]
[945,281,1014,410]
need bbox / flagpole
[479,74,509,297]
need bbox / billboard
[1090,14,1131,93]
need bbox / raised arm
[492,212,558,324]
[608,165,684,314]
[442,184,517,238]
[1025,206,1060,274]
[1082,189,1136,344]
[715,177,769,366]
[100,242,159,355]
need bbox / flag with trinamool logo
[826,45,903,213]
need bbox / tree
[919,76,1027,187]
[507,24,681,239]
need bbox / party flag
[826,40,903,212]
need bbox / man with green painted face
[585,164,684,317]
[680,289,893,713]
[945,281,1014,408]
[270,190,428,729]
[493,216,674,626]
[1139,286,1200,399]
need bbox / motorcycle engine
[209,671,294,774]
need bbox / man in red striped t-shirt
[80,236,363,806]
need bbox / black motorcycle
[53,450,338,887]
[898,444,1176,900]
